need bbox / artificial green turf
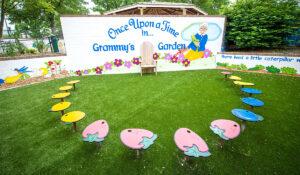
[0,70,299,175]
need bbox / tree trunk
[49,14,56,35]
[0,0,6,38]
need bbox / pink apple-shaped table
[174,128,211,159]
[210,119,241,148]
[82,120,109,146]
[221,71,232,79]
[120,128,158,157]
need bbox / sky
[84,0,99,15]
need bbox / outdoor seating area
[0,70,299,174]
[0,0,299,174]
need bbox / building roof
[104,1,208,16]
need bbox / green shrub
[228,64,241,70]
[239,64,248,70]
[280,67,297,75]
[25,48,38,54]
[248,65,265,71]
[3,43,18,56]
[15,42,26,54]
[33,40,48,53]
[266,65,280,73]
[216,62,229,67]
[222,0,299,49]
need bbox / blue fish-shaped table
[242,97,264,109]
[241,88,262,96]
[232,109,264,131]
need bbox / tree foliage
[222,0,299,49]
[92,0,229,15]
[1,0,88,38]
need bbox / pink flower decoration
[124,61,132,69]
[204,49,211,58]
[104,62,112,70]
[182,59,190,67]
[178,53,185,62]
[114,59,123,67]
[165,53,172,61]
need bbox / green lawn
[0,70,299,175]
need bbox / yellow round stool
[50,102,71,115]
[52,92,70,102]
[59,86,73,92]
[229,76,242,81]
[233,81,255,88]
[67,80,80,90]
[61,111,85,131]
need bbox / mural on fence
[60,16,225,73]
[0,58,69,86]
[216,54,300,75]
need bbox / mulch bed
[0,74,70,91]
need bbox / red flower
[178,49,184,54]
[95,67,102,74]
[171,55,178,63]
[114,59,123,67]
[153,53,159,60]
[182,59,190,67]
[48,61,53,66]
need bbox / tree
[222,0,299,49]
[0,0,23,38]
[6,0,88,38]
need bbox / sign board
[60,16,226,74]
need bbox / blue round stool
[241,88,262,96]
[232,109,264,131]
[0,79,4,85]
[242,97,264,109]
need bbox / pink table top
[174,128,209,153]
[210,119,240,140]
[221,71,232,75]
[82,120,109,139]
[120,128,156,149]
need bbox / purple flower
[132,57,140,65]
[114,59,123,67]
[182,59,190,67]
[104,62,112,70]
[204,49,211,58]
[124,61,132,69]
[83,69,89,74]
[165,53,173,61]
